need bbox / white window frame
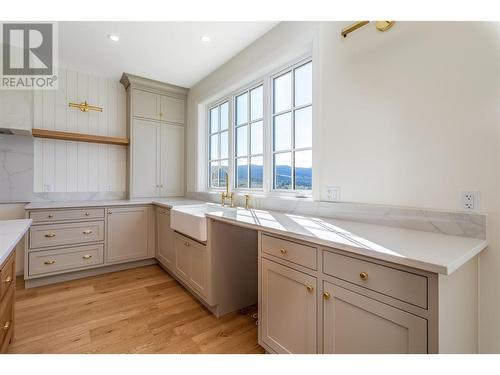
[205,55,312,197]
[234,82,265,191]
[270,59,313,194]
[207,99,231,190]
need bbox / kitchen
[0,6,499,371]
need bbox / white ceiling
[58,22,278,88]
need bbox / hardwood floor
[8,265,264,354]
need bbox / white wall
[33,68,127,194]
[186,21,500,352]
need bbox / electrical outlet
[462,191,479,211]
[327,186,341,202]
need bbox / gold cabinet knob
[48,214,54,218]
[44,260,55,265]
[85,212,90,216]
[82,255,92,260]
[359,272,368,281]
[3,321,10,331]
[159,112,163,118]
[323,291,331,300]
[45,233,56,238]
[108,210,112,215]
[82,230,93,235]
[5,276,13,284]
[280,248,287,255]
[184,241,190,247]
[306,285,314,292]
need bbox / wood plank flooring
[8,265,264,354]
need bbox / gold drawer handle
[5,276,13,284]
[359,272,368,281]
[184,241,190,247]
[45,233,56,238]
[323,291,331,300]
[85,212,90,216]
[82,255,92,260]
[82,230,93,235]
[44,260,55,265]
[3,321,10,331]
[306,285,314,293]
[280,248,287,255]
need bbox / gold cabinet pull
[82,255,92,260]
[82,230,93,235]
[45,233,56,238]
[4,276,13,284]
[85,212,90,216]
[359,272,368,281]
[323,291,331,300]
[48,214,54,218]
[280,248,287,255]
[184,241,190,247]
[3,321,10,331]
[306,285,314,293]
[44,260,55,265]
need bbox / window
[235,85,264,189]
[206,57,312,194]
[208,101,229,188]
[272,61,312,191]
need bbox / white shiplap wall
[33,69,127,193]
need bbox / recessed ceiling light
[108,34,120,42]
[200,35,211,43]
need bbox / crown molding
[120,73,189,96]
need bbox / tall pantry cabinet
[120,73,188,198]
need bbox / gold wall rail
[68,101,103,113]
[341,21,395,38]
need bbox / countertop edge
[205,213,487,275]
[0,219,32,266]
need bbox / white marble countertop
[0,219,32,266]
[25,197,204,210]
[204,206,487,275]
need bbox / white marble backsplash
[187,191,486,240]
[31,191,126,202]
[0,134,34,203]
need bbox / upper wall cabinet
[131,88,185,124]
[121,73,188,198]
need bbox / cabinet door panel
[132,119,159,197]
[160,95,185,124]
[189,240,208,297]
[156,208,174,269]
[159,124,184,196]
[107,206,149,263]
[174,235,190,281]
[323,281,427,354]
[132,89,159,120]
[260,258,317,354]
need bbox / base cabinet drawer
[29,221,105,249]
[28,244,104,277]
[260,258,317,354]
[261,234,317,270]
[0,253,15,301]
[322,281,427,353]
[30,208,105,223]
[323,250,428,308]
[0,287,14,352]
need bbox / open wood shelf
[32,128,129,146]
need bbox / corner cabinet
[121,73,187,199]
[156,207,175,269]
[106,206,150,264]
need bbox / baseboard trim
[24,258,158,288]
